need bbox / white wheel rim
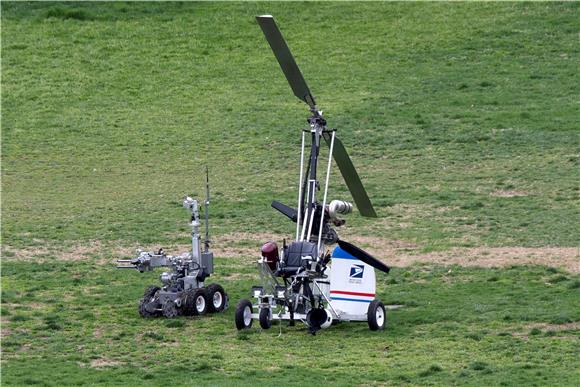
[196,295,206,312]
[243,306,252,326]
[376,307,385,326]
[213,292,223,308]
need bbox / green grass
[2,259,579,386]
[2,1,578,249]
[2,2,579,386]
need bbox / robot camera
[183,196,196,209]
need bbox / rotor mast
[256,14,378,246]
[302,111,324,243]
[256,14,390,275]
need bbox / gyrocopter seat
[277,241,318,276]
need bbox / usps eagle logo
[349,264,364,279]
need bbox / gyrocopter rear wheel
[367,300,386,331]
[259,307,272,329]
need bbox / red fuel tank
[261,241,279,271]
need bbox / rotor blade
[256,15,316,109]
[323,133,377,217]
[337,240,390,273]
[271,200,298,222]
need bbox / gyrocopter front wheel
[235,299,253,330]
[259,307,272,329]
[367,300,386,331]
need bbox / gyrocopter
[235,16,390,335]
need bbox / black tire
[143,285,160,299]
[162,300,179,318]
[181,290,196,316]
[235,299,253,330]
[139,298,158,318]
[182,288,208,316]
[191,288,208,315]
[139,286,161,318]
[206,283,227,313]
[367,300,386,331]
[259,307,272,329]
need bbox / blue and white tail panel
[329,246,376,316]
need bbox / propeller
[257,15,377,218]
[323,133,377,218]
[256,15,316,109]
[271,200,298,222]
[337,240,390,273]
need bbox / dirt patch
[512,322,580,341]
[221,273,257,281]
[3,302,46,312]
[387,246,579,274]
[435,206,460,213]
[1,317,11,339]
[334,233,579,273]
[2,245,51,260]
[17,343,32,353]
[215,234,579,273]
[526,322,580,332]
[490,190,528,197]
[4,234,579,273]
[2,240,110,264]
[58,240,103,261]
[2,240,147,265]
[211,232,280,258]
[511,333,530,341]
[89,358,122,368]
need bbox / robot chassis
[117,191,228,318]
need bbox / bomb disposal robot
[118,172,228,318]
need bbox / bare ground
[525,322,580,332]
[490,190,529,198]
[88,358,123,369]
[511,322,580,341]
[1,317,12,339]
[2,233,578,273]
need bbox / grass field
[2,2,579,386]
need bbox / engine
[328,200,352,219]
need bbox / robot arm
[116,249,170,272]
